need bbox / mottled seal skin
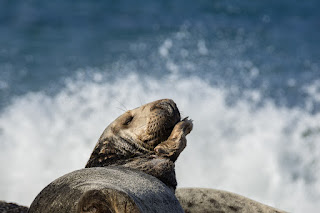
[86,99,193,190]
[175,188,288,213]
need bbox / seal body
[175,188,287,213]
[28,167,184,213]
[86,99,193,190]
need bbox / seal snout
[151,99,180,118]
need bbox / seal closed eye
[85,99,193,191]
[122,114,133,126]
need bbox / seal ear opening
[77,189,140,213]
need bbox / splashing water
[0,71,320,212]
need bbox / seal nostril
[153,101,174,115]
[167,102,176,112]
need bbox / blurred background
[0,0,319,212]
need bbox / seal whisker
[114,98,128,111]
[116,106,126,112]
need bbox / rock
[2,183,289,213]
[0,201,28,213]
[175,188,287,213]
[28,166,183,213]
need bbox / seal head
[86,99,181,168]
[85,99,193,190]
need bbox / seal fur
[85,99,193,190]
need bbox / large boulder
[29,166,183,213]
[176,188,287,213]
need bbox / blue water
[0,1,320,212]
[1,0,319,109]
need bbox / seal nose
[151,99,180,118]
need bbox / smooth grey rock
[29,166,183,213]
[176,188,287,213]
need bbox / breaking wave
[0,70,320,212]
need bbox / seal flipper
[154,118,193,162]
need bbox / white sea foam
[0,71,319,212]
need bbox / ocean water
[0,1,320,212]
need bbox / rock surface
[0,201,28,213]
[1,185,288,213]
[175,188,287,213]
[4,171,288,213]
[28,166,183,213]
